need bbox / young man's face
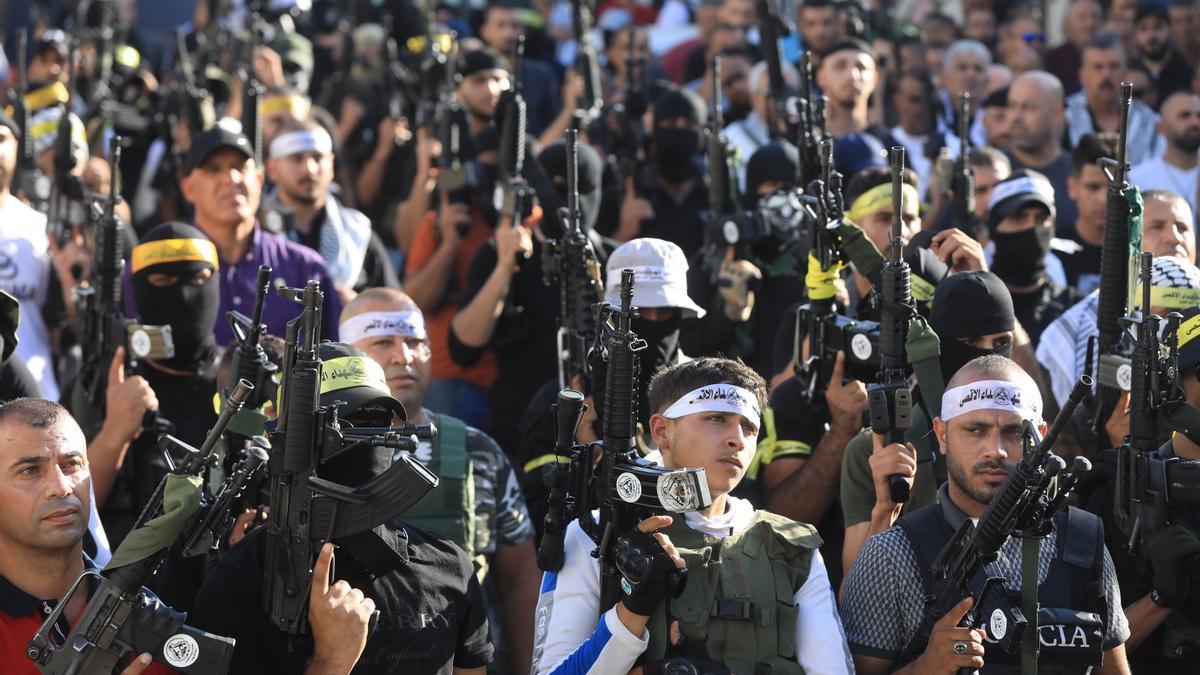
[350,303,434,417]
[798,6,838,55]
[973,163,1009,221]
[1135,16,1171,61]
[858,199,920,256]
[817,49,877,108]
[1067,163,1107,231]
[0,418,91,556]
[458,69,509,121]
[936,407,1032,510]
[654,408,759,499]
[995,203,1052,234]
[268,150,334,205]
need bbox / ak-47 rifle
[1093,83,1135,434]
[544,128,604,389]
[73,137,175,436]
[868,147,916,503]
[9,29,48,212]
[571,0,604,128]
[572,271,712,610]
[263,281,440,634]
[900,376,1094,666]
[1113,253,1200,562]
[757,0,800,145]
[951,92,975,229]
[794,140,881,402]
[25,382,258,674]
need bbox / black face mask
[990,226,1052,288]
[940,337,1013,382]
[652,128,701,182]
[632,314,682,428]
[132,259,218,370]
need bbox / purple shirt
[125,225,342,346]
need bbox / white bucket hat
[604,238,706,318]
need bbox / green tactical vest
[401,413,477,564]
[647,511,823,674]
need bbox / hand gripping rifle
[577,271,712,611]
[1093,83,1135,436]
[25,381,258,674]
[951,92,975,229]
[1113,253,1200,561]
[867,148,917,503]
[571,0,604,128]
[902,376,1094,667]
[263,281,440,634]
[544,128,605,389]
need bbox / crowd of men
[1,0,1200,673]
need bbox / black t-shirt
[639,177,710,262]
[1053,239,1103,296]
[190,523,492,674]
[450,238,559,457]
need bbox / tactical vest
[646,511,822,674]
[400,413,477,564]
[896,504,1108,674]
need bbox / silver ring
[953,641,969,655]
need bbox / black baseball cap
[35,29,69,60]
[987,169,1056,229]
[184,125,254,174]
[316,342,407,421]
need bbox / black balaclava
[538,139,605,232]
[651,86,706,183]
[929,270,1016,379]
[744,140,801,209]
[987,170,1056,289]
[131,222,219,371]
[631,312,682,429]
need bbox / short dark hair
[971,146,1011,173]
[1081,30,1125,63]
[0,398,69,429]
[1070,132,1119,175]
[647,357,768,415]
[844,165,919,205]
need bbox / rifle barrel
[890,146,905,264]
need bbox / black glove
[1149,525,1200,608]
[613,527,687,616]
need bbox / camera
[794,308,881,384]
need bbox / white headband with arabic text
[340,311,428,344]
[661,384,761,428]
[940,379,1043,424]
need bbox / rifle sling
[105,473,203,569]
[907,317,945,420]
[834,221,886,279]
[1021,533,1040,675]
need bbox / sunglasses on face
[1023,31,1046,45]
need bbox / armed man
[841,355,1132,675]
[531,356,853,674]
[339,288,539,674]
[0,399,155,675]
[191,341,492,674]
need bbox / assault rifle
[543,128,604,389]
[868,147,916,503]
[611,28,649,194]
[9,29,47,211]
[757,0,800,145]
[570,270,712,610]
[571,0,604,128]
[796,53,823,183]
[1093,83,1135,435]
[702,57,748,278]
[73,137,175,436]
[951,92,975,229]
[25,381,256,674]
[226,265,279,412]
[239,9,266,164]
[263,281,439,634]
[494,34,535,229]
[1113,253,1200,561]
[794,140,882,402]
[902,376,1093,664]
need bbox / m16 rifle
[1113,253,1200,561]
[796,53,823,184]
[543,128,604,389]
[494,34,535,230]
[951,92,975,229]
[226,265,279,411]
[757,0,800,145]
[239,8,266,164]
[702,57,751,281]
[900,376,1094,666]
[571,0,604,128]
[25,381,258,674]
[263,281,440,634]
[868,147,917,503]
[611,28,649,195]
[540,271,711,611]
[793,139,882,403]
[1093,83,1136,436]
[73,137,175,437]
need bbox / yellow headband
[131,238,219,273]
[319,356,390,396]
[1179,312,1200,350]
[261,95,308,117]
[847,182,920,224]
[1135,285,1200,310]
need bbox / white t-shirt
[530,495,853,675]
[0,196,58,401]
[1129,157,1199,219]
